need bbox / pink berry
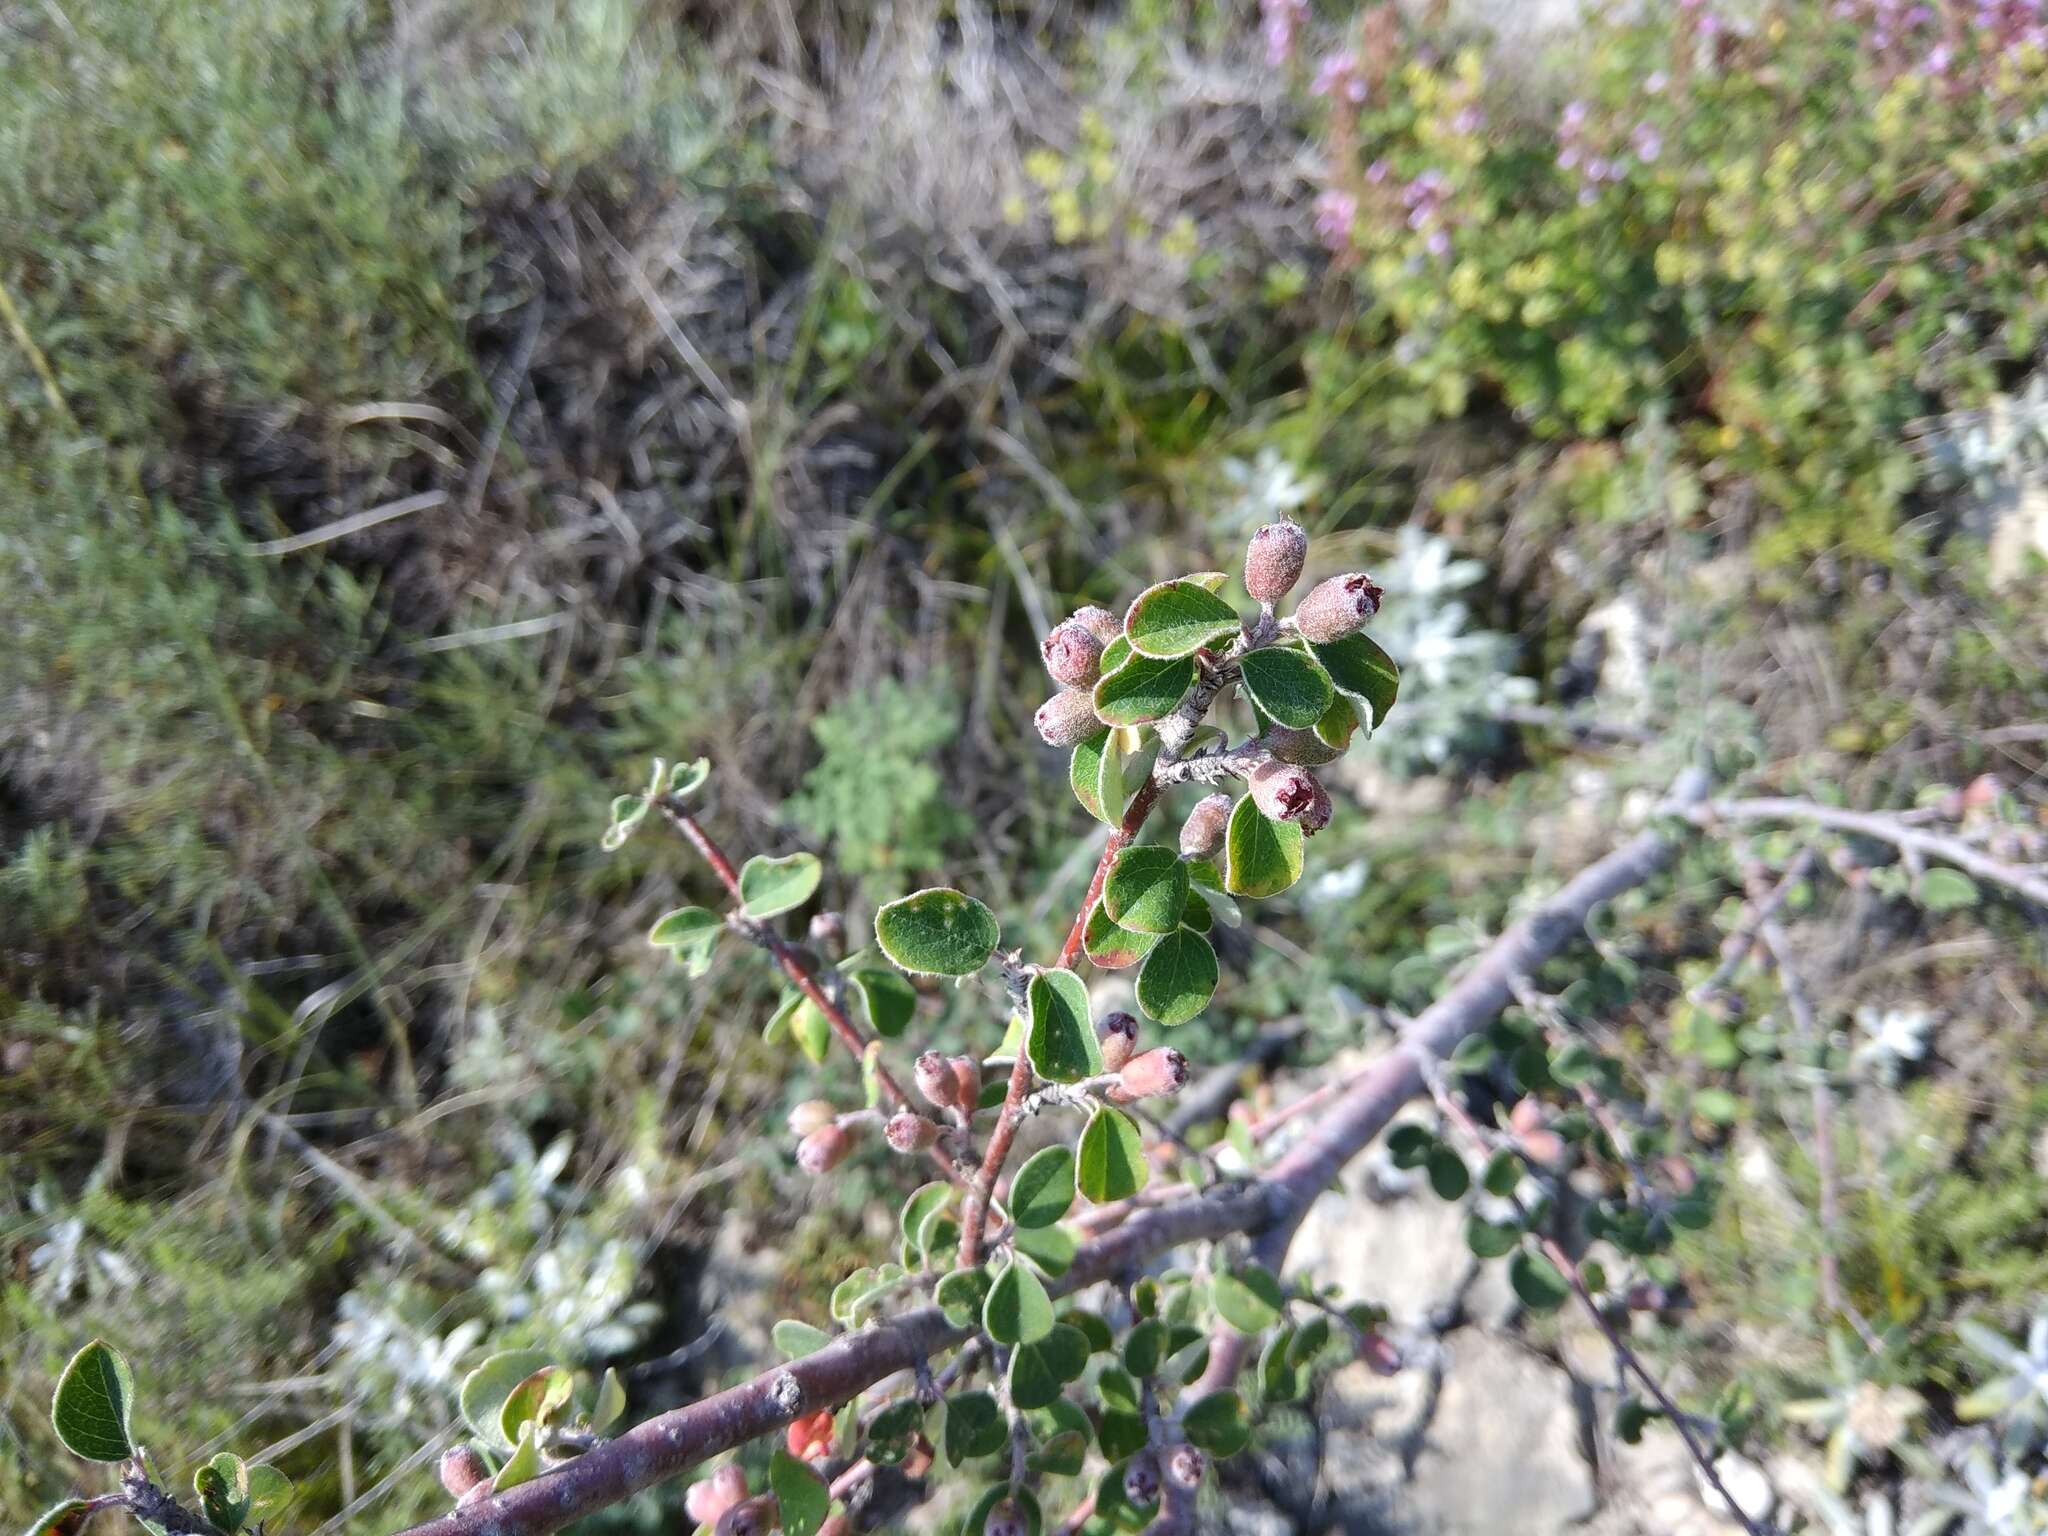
[1034,689,1102,748]
[1070,605,1122,646]
[685,1464,748,1526]
[1293,572,1383,643]
[885,1111,940,1154]
[439,1446,489,1498]
[1248,759,1320,822]
[796,1123,853,1174]
[1108,1047,1189,1103]
[1177,792,1232,858]
[1042,620,1106,688]
[915,1052,960,1110]
[1244,520,1309,602]
[1097,1010,1140,1072]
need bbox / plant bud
[951,1055,982,1109]
[1070,605,1122,646]
[1244,520,1309,602]
[1123,1452,1161,1507]
[1293,572,1383,644]
[1108,1047,1188,1103]
[714,1496,777,1536]
[807,910,846,952]
[1510,1096,1565,1166]
[1041,620,1106,688]
[1165,1444,1207,1489]
[1299,776,1333,835]
[685,1464,749,1526]
[1177,792,1232,858]
[915,1051,960,1110]
[885,1111,941,1154]
[1358,1331,1403,1375]
[786,1409,835,1461]
[1097,1009,1140,1072]
[1248,759,1320,822]
[439,1446,489,1498]
[1262,724,1342,767]
[787,1099,837,1138]
[982,1499,1028,1536]
[796,1123,853,1174]
[1035,688,1102,748]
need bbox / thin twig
[1690,848,1818,1004]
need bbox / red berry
[951,1056,982,1109]
[1177,792,1232,858]
[1299,776,1333,835]
[1245,520,1309,602]
[1041,620,1106,688]
[1034,688,1102,748]
[439,1446,489,1498]
[796,1123,853,1174]
[1293,572,1383,643]
[1248,759,1319,822]
[915,1051,960,1110]
[787,1409,835,1461]
[1070,605,1122,646]
[885,1111,941,1154]
[1097,1009,1140,1072]
[1108,1047,1189,1103]
[685,1464,748,1526]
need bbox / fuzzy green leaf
[1182,1390,1251,1456]
[1135,927,1217,1026]
[1070,731,1124,826]
[459,1349,555,1449]
[588,1368,627,1433]
[194,1455,251,1535]
[789,997,832,1064]
[1009,1145,1077,1230]
[984,1259,1056,1346]
[647,904,721,977]
[1312,633,1400,728]
[1238,647,1334,729]
[874,888,1000,976]
[1223,794,1303,899]
[242,1465,291,1525]
[773,1319,834,1358]
[1008,1325,1090,1411]
[1509,1249,1571,1313]
[23,1501,95,1536]
[739,852,822,918]
[1124,580,1242,658]
[1013,1221,1076,1277]
[770,1448,830,1536]
[1026,968,1103,1084]
[1104,845,1189,936]
[1093,652,1196,727]
[936,1267,993,1328]
[50,1341,136,1463]
[499,1366,574,1447]
[900,1182,953,1253]
[1077,1105,1149,1202]
[1083,901,1161,969]
[492,1423,543,1493]
[846,966,917,1037]
[942,1390,1008,1461]
[1211,1264,1284,1332]
[1313,692,1359,752]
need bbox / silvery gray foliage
[1851,1005,1937,1087]
[1916,372,2048,502]
[1363,526,1535,773]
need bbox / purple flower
[1453,105,1484,134]
[1578,185,1599,207]
[1924,42,1953,71]
[1557,145,1583,170]
[1424,228,1452,259]
[1560,99,1589,133]
[1645,69,1669,92]
[1366,158,1391,184]
[1313,188,1358,252]
[1259,0,1308,67]
[1631,123,1664,162]
[1586,155,1613,182]
[1311,51,1367,103]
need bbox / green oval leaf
[244,1465,291,1525]
[1313,692,1359,752]
[491,1422,543,1492]
[23,1501,95,1536]
[1092,652,1196,727]
[588,1367,627,1433]
[874,887,1001,976]
[1312,633,1400,729]
[1238,647,1334,729]
[1007,1324,1090,1411]
[1103,845,1189,936]
[942,1389,1008,1462]
[772,1319,834,1358]
[665,757,710,798]
[900,1182,954,1252]
[1013,1222,1077,1277]
[1026,968,1103,1084]
[936,1267,993,1328]
[1124,579,1242,659]
[1509,1249,1572,1313]
[1083,901,1161,969]
[194,1454,251,1535]
[1426,1147,1471,1201]
[846,965,918,1037]
[1135,928,1218,1027]
[50,1341,135,1463]
[459,1349,555,1449]
[1009,1146,1077,1230]
[984,1258,1056,1346]
[739,852,822,918]
[1223,794,1304,899]
[1182,1390,1251,1456]
[789,996,832,1064]
[647,905,722,977]
[1070,731,1125,826]
[1077,1106,1149,1203]
[1211,1263,1284,1332]
[499,1366,575,1447]
[769,1447,830,1536]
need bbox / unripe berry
[787,1409,835,1461]
[796,1122,853,1174]
[1177,792,1231,859]
[1041,620,1106,688]
[685,1464,749,1527]
[1300,776,1333,835]
[1293,572,1383,643]
[807,910,846,952]
[1070,605,1122,646]
[1245,520,1309,602]
[885,1111,941,1154]
[982,1499,1028,1536]
[1097,1009,1140,1072]
[1123,1452,1161,1507]
[787,1099,837,1138]
[951,1055,982,1109]
[1262,724,1341,767]
[1108,1047,1189,1103]
[915,1050,960,1110]
[1035,688,1102,748]
[1358,1331,1403,1376]
[439,1446,489,1498]
[1166,1444,1207,1489]
[1248,759,1320,822]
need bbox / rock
[1287,1163,1511,1331]
[1404,1332,1598,1532]
[1695,1451,1776,1526]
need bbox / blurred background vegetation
[2,0,2045,1531]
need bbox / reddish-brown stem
[958,777,1165,1266]
[659,802,953,1182]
